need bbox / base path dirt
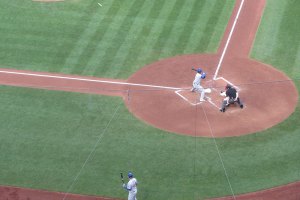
[0,185,122,200]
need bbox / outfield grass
[0,0,234,79]
[0,0,300,200]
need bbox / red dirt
[125,54,298,137]
[0,0,299,199]
[209,181,300,200]
[0,185,122,200]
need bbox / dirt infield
[0,185,121,200]
[0,0,299,199]
[125,54,298,137]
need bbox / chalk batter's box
[175,77,240,108]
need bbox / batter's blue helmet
[128,172,133,178]
[197,68,202,73]
[201,72,206,79]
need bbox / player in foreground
[122,172,138,200]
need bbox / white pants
[128,191,137,200]
[192,83,205,100]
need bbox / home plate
[175,89,219,108]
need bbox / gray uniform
[192,73,205,101]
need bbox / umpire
[220,84,243,112]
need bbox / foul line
[62,101,122,200]
[0,70,183,91]
[213,0,245,80]
[201,105,236,200]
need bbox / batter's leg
[199,88,205,101]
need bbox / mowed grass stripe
[196,0,226,52]
[148,0,185,62]
[81,1,140,76]
[92,0,147,78]
[184,0,219,53]
[170,0,206,56]
[0,2,89,71]
[251,0,287,62]
[160,0,197,57]
[293,47,300,79]
[134,1,177,66]
[271,0,300,74]
[119,1,168,78]
[206,0,235,52]
[61,2,113,74]
[109,1,155,78]
[71,1,124,75]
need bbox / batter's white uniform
[126,178,138,200]
[192,73,205,101]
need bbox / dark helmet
[196,68,202,73]
[128,172,133,178]
[225,84,232,90]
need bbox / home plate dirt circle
[125,54,298,137]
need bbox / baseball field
[0,0,299,200]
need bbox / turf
[0,86,231,199]
[0,0,300,200]
[0,0,234,79]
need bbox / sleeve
[126,181,132,191]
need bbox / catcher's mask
[225,84,232,90]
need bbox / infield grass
[0,0,300,200]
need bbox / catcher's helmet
[128,172,133,178]
[197,68,202,73]
[225,84,232,90]
[201,72,206,79]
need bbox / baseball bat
[120,172,124,183]
[191,67,197,71]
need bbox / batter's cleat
[240,104,244,109]
[200,99,205,102]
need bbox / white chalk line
[62,102,122,200]
[213,0,245,80]
[201,105,236,200]
[210,0,246,199]
[0,70,183,91]
[175,90,219,109]
[215,77,240,91]
[0,69,229,109]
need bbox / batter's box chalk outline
[214,77,241,91]
[175,90,219,109]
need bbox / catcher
[220,84,243,112]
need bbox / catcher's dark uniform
[220,86,243,112]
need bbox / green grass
[0,0,300,200]
[0,86,230,199]
[251,0,300,79]
[0,86,299,200]
[0,0,234,79]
